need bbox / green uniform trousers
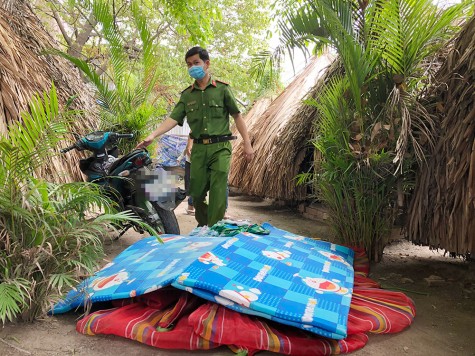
[189,141,231,227]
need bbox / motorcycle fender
[153,188,186,211]
[155,200,176,211]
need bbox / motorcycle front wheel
[150,202,180,235]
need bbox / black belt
[193,135,237,145]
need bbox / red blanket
[76,247,415,355]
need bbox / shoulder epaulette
[215,79,229,85]
[181,85,192,93]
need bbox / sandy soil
[1,194,474,356]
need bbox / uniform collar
[191,77,217,91]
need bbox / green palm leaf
[49,49,116,113]
[0,279,31,324]
[272,0,469,258]
[47,273,77,292]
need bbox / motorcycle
[61,131,185,237]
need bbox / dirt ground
[1,194,474,356]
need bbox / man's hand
[243,142,254,162]
[185,145,192,158]
[184,135,193,158]
[135,137,153,149]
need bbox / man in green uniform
[136,46,254,227]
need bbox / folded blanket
[173,224,355,339]
[189,302,369,356]
[52,234,228,314]
[76,292,218,350]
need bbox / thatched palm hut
[0,0,97,182]
[229,55,334,201]
[407,17,475,256]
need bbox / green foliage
[151,0,274,107]
[206,0,274,104]
[41,0,278,119]
[51,0,167,152]
[152,0,219,44]
[41,0,216,46]
[92,0,168,151]
[250,49,285,97]
[0,280,30,324]
[320,164,396,257]
[273,0,471,258]
[307,76,397,258]
[0,84,160,323]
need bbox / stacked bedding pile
[53,222,416,355]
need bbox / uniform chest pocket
[185,102,200,120]
[209,99,225,118]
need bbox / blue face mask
[188,65,206,80]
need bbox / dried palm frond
[0,1,98,183]
[407,16,475,256]
[388,85,436,173]
[229,55,335,201]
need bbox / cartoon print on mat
[301,297,318,323]
[176,272,189,283]
[178,241,213,253]
[161,235,184,242]
[198,251,226,266]
[91,270,129,291]
[241,231,262,239]
[293,273,350,295]
[318,251,353,268]
[221,237,239,249]
[217,285,262,307]
[283,233,306,242]
[262,249,291,261]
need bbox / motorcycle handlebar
[117,133,134,139]
[60,144,77,153]
[61,132,133,153]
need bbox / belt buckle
[202,138,211,145]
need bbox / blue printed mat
[52,234,228,314]
[53,223,355,339]
[172,224,354,339]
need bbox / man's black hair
[185,46,209,62]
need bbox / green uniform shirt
[170,78,240,138]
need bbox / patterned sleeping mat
[172,223,355,339]
[51,234,229,314]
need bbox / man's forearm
[233,113,254,162]
[136,117,178,149]
[233,113,251,147]
[145,117,178,141]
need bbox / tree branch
[151,23,171,42]
[0,338,31,355]
[76,13,98,48]
[68,12,98,58]
[52,8,72,47]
